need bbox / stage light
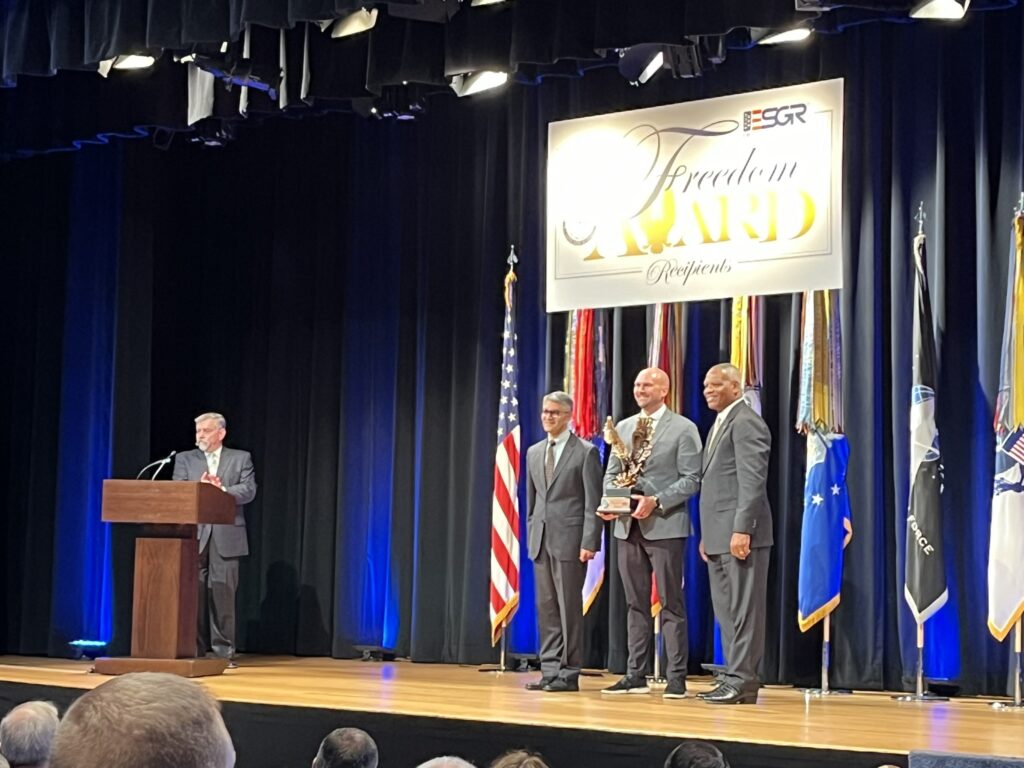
[910,0,970,19]
[112,55,156,70]
[617,44,664,86]
[69,639,108,660]
[757,27,813,45]
[449,70,508,97]
[330,8,379,37]
[98,54,157,77]
[470,0,509,5]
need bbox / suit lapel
[651,410,672,449]
[548,434,577,489]
[702,403,744,471]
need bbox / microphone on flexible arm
[135,450,177,480]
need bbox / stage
[1,657,1022,767]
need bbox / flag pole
[652,614,664,685]
[991,618,1024,710]
[804,613,851,697]
[893,621,946,702]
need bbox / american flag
[490,260,521,645]
[1002,429,1024,465]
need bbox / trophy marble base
[598,487,638,515]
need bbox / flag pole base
[803,688,851,697]
[891,692,948,702]
[990,700,1024,711]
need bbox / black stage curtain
[3,7,1024,694]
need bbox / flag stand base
[892,622,947,702]
[990,700,1024,710]
[892,691,948,702]
[802,615,852,698]
[990,620,1024,710]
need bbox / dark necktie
[544,440,556,485]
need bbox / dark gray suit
[172,447,256,658]
[526,433,603,683]
[604,409,702,682]
[699,400,772,692]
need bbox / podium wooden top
[102,480,236,525]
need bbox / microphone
[135,450,177,481]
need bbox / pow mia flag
[905,231,948,624]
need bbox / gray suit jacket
[172,447,257,557]
[603,409,702,541]
[526,433,603,561]
[699,401,773,556]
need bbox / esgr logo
[743,103,808,132]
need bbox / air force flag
[798,432,852,632]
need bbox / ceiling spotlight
[449,70,508,97]
[98,54,157,76]
[909,0,970,19]
[617,44,664,86]
[757,27,813,45]
[330,8,379,37]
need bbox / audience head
[417,759,476,768]
[49,672,235,768]
[0,753,10,768]
[0,700,59,768]
[490,750,550,768]
[664,740,730,768]
[312,728,378,768]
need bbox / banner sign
[546,79,844,311]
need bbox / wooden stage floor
[1,655,1022,762]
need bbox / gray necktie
[544,440,556,485]
[207,452,219,475]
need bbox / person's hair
[194,412,227,429]
[312,728,378,768]
[542,391,573,412]
[416,759,475,768]
[49,673,234,768]
[710,364,742,386]
[0,701,59,767]
[664,740,730,768]
[490,749,550,768]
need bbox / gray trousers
[533,546,587,681]
[707,546,770,692]
[618,525,688,682]
[198,535,240,659]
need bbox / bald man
[600,368,702,699]
[697,364,772,705]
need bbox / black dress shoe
[541,678,579,692]
[525,677,555,691]
[702,683,757,705]
[696,683,724,700]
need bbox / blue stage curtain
[47,146,120,653]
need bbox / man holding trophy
[599,368,702,699]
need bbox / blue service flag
[798,431,853,632]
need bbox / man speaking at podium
[172,412,257,666]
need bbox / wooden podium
[95,480,236,677]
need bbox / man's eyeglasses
[541,409,570,417]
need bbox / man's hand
[631,494,657,520]
[580,549,596,563]
[730,532,751,560]
[597,511,618,521]
[202,472,224,490]
[698,539,708,563]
